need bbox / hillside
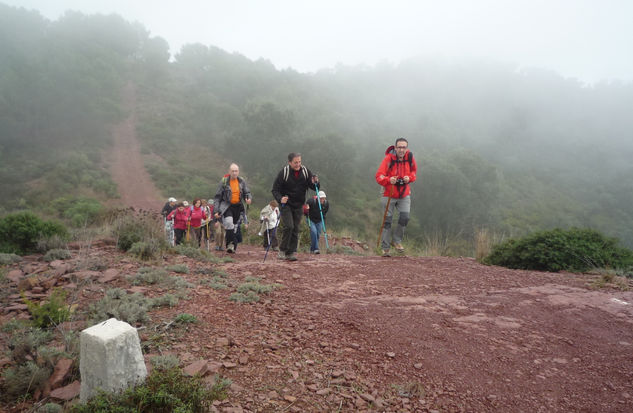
[2,242,632,412]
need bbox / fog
[5,0,633,84]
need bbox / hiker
[375,137,417,256]
[305,191,329,254]
[161,197,177,246]
[271,152,318,261]
[259,200,280,251]
[167,202,189,245]
[214,216,225,251]
[200,199,213,248]
[213,163,252,253]
[188,198,208,247]
[232,206,249,252]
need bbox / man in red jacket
[375,138,417,256]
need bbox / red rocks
[50,380,80,401]
[48,358,74,389]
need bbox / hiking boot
[285,253,298,261]
[272,247,279,251]
[226,245,234,253]
[277,251,286,259]
[313,249,320,255]
[393,243,405,253]
[215,246,224,251]
[381,249,391,257]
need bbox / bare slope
[108,83,162,211]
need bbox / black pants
[223,203,244,248]
[279,206,303,254]
[174,228,185,245]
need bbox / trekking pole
[206,222,210,252]
[170,218,175,247]
[186,222,191,242]
[314,182,329,249]
[377,185,394,249]
[263,204,283,263]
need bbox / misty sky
[5,0,633,84]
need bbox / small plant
[167,264,189,273]
[149,354,180,371]
[229,291,260,303]
[36,403,63,413]
[130,267,169,285]
[174,313,198,324]
[87,288,150,326]
[8,327,53,364]
[0,252,22,265]
[590,271,630,291]
[70,367,230,412]
[236,280,282,295]
[36,235,68,253]
[200,277,229,290]
[129,238,165,261]
[43,248,72,262]
[149,294,179,308]
[2,361,52,400]
[111,212,164,252]
[22,289,70,328]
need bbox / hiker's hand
[215,213,220,218]
[281,196,288,204]
[246,198,252,205]
[244,224,249,229]
[403,176,410,183]
[312,175,319,183]
[389,176,397,184]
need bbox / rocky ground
[2,239,633,412]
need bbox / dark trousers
[263,228,279,249]
[279,206,303,254]
[174,228,185,245]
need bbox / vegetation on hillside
[2,4,633,249]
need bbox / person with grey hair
[213,163,252,253]
[271,152,318,261]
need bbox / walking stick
[206,222,210,252]
[377,185,394,249]
[263,204,283,262]
[186,222,190,242]
[314,183,329,249]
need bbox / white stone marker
[80,318,147,402]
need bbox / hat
[183,201,189,207]
[318,191,326,198]
[208,199,213,204]
[168,197,177,202]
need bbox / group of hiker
[160,139,416,260]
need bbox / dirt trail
[108,83,162,211]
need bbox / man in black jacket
[272,153,318,261]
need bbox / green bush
[174,313,198,324]
[23,289,70,328]
[1,361,52,400]
[166,264,189,273]
[88,288,151,326]
[149,355,180,371]
[0,252,22,265]
[0,212,68,254]
[129,239,163,261]
[483,228,633,272]
[49,196,105,227]
[229,291,260,303]
[36,235,68,253]
[149,294,179,308]
[70,368,230,413]
[112,212,164,252]
[43,248,72,262]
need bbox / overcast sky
[5,0,633,84]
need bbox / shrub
[166,264,189,273]
[483,228,633,272]
[88,288,150,326]
[36,235,68,253]
[70,368,230,413]
[236,280,282,295]
[49,196,105,227]
[200,277,228,290]
[111,212,164,252]
[8,327,53,364]
[23,289,70,328]
[149,294,179,308]
[0,211,68,254]
[174,313,198,324]
[130,267,169,285]
[43,248,72,262]
[2,361,52,400]
[150,355,180,371]
[36,403,63,413]
[229,291,260,303]
[129,239,163,261]
[0,252,22,265]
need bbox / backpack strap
[284,165,309,181]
